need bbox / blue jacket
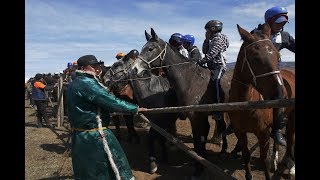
[31,81,53,100]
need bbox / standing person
[197,19,229,143]
[67,54,147,180]
[251,6,295,146]
[168,33,189,58]
[182,34,202,63]
[31,73,55,128]
[26,78,35,108]
[115,52,125,60]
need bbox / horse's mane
[112,61,123,69]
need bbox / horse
[101,64,141,144]
[226,23,295,180]
[101,53,180,174]
[132,28,229,178]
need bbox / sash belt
[72,127,107,132]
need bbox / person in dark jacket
[67,54,147,180]
[31,73,55,128]
[182,34,202,63]
[198,19,229,143]
[250,6,295,146]
[251,6,295,67]
[169,33,189,58]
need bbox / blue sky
[25,0,295,81]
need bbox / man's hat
[77,55,104,67]
[35,73,43,80]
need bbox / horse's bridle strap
[242,38,281,86]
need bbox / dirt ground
[25,95,294,180]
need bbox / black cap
[34,73,43,80]
[77,55,104,67]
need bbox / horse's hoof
[149,160,158,174]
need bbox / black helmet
[204,20,223,32]
[128,49,140,59]
[35,73,43,80]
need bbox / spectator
[67,54,147,179]
[31,73,55,128]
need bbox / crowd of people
[25,6,294,179]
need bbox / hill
[226,61,295,70]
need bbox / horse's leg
[220,134,228,154]
[229,139,242,159]
[189,114,210,178]
[124,114,140,144]
[112,115,122,140]
[271,141,279,172]
[286,109,295,179]
[235,132,252,180]
[276,109,295,179]
[159,134,168,163]
[148,127,158,174]
[211,112,226,146]
[257,131,271,180]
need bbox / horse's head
[236,23,283,100]
[132,28,167,75]
[101,52,140,100]
[133,28,189,77]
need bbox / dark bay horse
[132,28,229,178]
[101,54,180,174]
[101,64,141,143]
[226,24,295,180]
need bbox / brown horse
[227,24,295,180]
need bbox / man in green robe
[67,55,146,180]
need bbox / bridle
[240,39,282,87]
[137,42,191,70]
[138,43,168,69]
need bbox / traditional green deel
[67,70,138,180]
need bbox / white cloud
[25,0,295,77]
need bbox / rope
[96,107,121,180]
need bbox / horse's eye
[148,48,153,51]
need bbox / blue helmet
[169,33,183,47]
[67,62,72,68]
[182,34,195,47]
[264,6,288,24]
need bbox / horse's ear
[261,23,271,38]
[145,30,151,41]
[151,28,158,40]
[237,24,254,42]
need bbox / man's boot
[43,115,53,128]
[36,117,42,128]
[271,128,286,146]
[271,109,286,146]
